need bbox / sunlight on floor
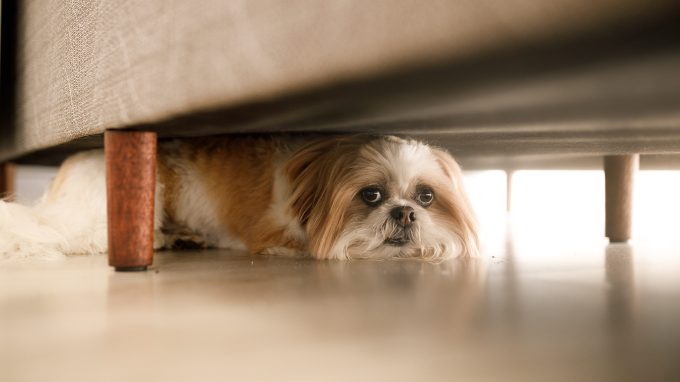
[464,169,680,259]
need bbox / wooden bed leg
[604,155,639,243]
[105,130,157,272]
[0,162,15,201]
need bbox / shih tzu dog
[0,135,478,261]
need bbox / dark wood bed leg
[604,154,639,243]
[0,162,15,200]
[105,130,157,272]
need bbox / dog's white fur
[326,139,465,260]
[0,136,478,262]
[1,151,109,261]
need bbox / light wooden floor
[2,167,680,381]
[2,240,680,381]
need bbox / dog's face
[287,136,478,260]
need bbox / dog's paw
[159,226,207,250]
[171,238,206,250]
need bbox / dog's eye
[416,188,434,206]
[360,188,383,206]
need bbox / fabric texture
[1,0,672,161]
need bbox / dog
[0,135,478,261]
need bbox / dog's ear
[430,147,480,257]
[285,139,340,225]
[431,147,464,188]
[285,138,361,258]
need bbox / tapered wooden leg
[604,155,639,243]
[0,162,15,200]
[105,130,157,272]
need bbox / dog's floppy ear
[431,147,480,257]
[285,139,340,225]
[285,138,361,258]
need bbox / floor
[2,167,680,381]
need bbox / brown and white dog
[0,136,478,261]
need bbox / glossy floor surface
[3,236,680,381]
[2,169,680,381]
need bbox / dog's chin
[384,237,409,247]
[381,240,422,259]
[377,241,449,260]
[356,241,419,260]
[332,228,455,261]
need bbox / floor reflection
[605,243,637,381]
[500,219,520,328]
[605,243,636,334]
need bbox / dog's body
[0,136,478,261]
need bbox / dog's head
[287,136,478,260]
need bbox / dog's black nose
[390,206,416,227]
